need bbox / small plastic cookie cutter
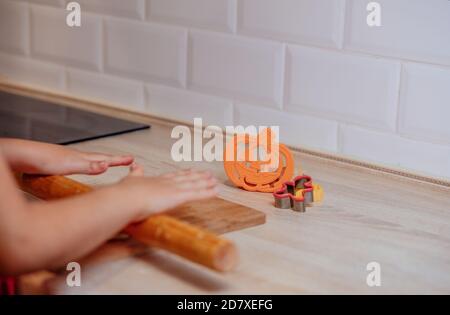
[223,128,295,193]
[273,175,324,212]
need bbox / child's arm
[0,138,134,175]
[0,151,217,276]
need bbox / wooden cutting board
[19,172,266,234]
[167,197,266,234]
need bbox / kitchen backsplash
[0,0,449,180]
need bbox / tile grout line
[394,62,404,133]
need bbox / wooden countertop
[24,118,447,294]
[6,82,448,294]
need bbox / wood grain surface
[3,82,449,294]
[167,198,266,234]
[38,121,450,295]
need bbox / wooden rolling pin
[15,173,238,272]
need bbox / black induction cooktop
[0,91,150,145]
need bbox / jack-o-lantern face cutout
[224,129,295,193]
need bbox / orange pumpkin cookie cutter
[223,128,295,193]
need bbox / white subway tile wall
[104,18,187,86]
[346,0,450,66]
[146,84,234,126]
[340,125,450,179]
[71,0,145,20]
[0,0,448,180]
[25,0,64,6]
[238,0,346,48]
[30,5,102,70]
[66,68,145,110]
[148,0,235,32]
[399,63,450,145]
[0,52,65,89]
[235,102,339,152]
[285,45,400,131]
[188,31,284,107]
[0,0,29,55]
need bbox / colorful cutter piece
[223,128,295,193]
[273,175,323,212]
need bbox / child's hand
[60,150,134,175]
[0,139,134,176]
[119,165,218,222]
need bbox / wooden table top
[4,80,447,294]
[21,115,445,295]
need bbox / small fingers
[83,153,134,167]
[65,156,108,175]
[158,169,219,204]
[176,176,217,190]
[177,186,219,202]
[107,155,134,167]
[160,169,214,182]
